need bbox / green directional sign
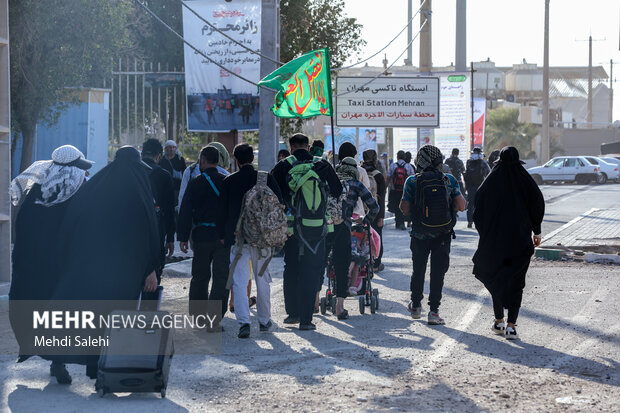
[448,75,467,82]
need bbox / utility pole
[455,0,466,72]
[258,0,280,171]
[405,0,412,65]
[577,35,605,129]
[610,59,614,125]
[417,0,432,150]
[541,0,550,163]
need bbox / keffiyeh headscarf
[337,157,360,181]
[10,145,90,207]
[208,141,230,170]
[415,144,443,172]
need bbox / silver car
[527,156,601,185]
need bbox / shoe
[86,363,98,380]
[50,362,72,385]
[259,320,273,332]
[407,301,422,319]
[505,326,519,340]
[249,296,257,308]
[237,323,250,338]
[229,306,235,313]
[467,222,473,229]
[373,263,385,272]
[427,311,445,325]
[491,321,506,335]
[337,309,349,320]
[283,315,300,324]
[299,323,316,331]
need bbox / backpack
[392,163,407,191]
[227,171,289,284]
[412,170,454,236]
[464,160,485,187]
[286,155,330,254]
[367,170,379,201]
[327,178,350,226]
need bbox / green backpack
[286,155,332,254]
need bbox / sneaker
[467,222,473,229]
[427,311,445,325]
[491,321,506,335]
[505,326,519,340]
[50,362,72,385]
[237,323,250,338]
[373,263,385,272]
[299,323,316,331]
[259,320,273,332]
[283,315,299,324]
[407,301,422,319]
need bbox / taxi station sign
[335,76,440,127]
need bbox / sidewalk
[541,208,620,252]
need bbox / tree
[484,107,538,159]
[280,0,365,136]
[10,0,133,171]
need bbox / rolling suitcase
[95,288,174,398]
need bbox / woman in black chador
[10,145,93,384]
[472,146,545,340]
[52,146,159,377]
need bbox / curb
[535,248,566,261]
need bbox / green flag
[258,48,333,118]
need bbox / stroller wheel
[370,296,377,314]
[330,296,337,315]
[320,297,327,315]
[358,296,365,314]
[372,288,379,310]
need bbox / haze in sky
[343,0,620,122]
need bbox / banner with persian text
[472,97,486,148]
[433,73,471,157]
[182,0,261,131]
[335,77,440,127]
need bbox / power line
[335,19,428,98]
[177,0,422,73]
[132,0,272,90]
[177,0,282,66]
[332,6,422,72]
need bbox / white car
[599,157,620,183]
[527,156,602,185]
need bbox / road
[0,184,618,412]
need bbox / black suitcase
[95,289,174,398]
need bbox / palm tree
[484,108,538,159]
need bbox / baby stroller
[320,221,380,315]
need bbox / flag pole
[325,47,337,169]
[330,114,337,168]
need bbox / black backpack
[412,170,454,236]
[464,160,485,187]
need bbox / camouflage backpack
[326,178,349,226]
[228,171,288,282]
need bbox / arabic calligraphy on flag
[258,48,333,119]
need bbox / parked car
[582,156,619,184]
[599,157,620,182]
[527,156,601,185]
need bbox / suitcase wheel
[97,387,106,398]
[160,388,166,398]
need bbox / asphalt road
[0,185,618,412]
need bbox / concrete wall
[553,127,620,156]
[0,0,9,282]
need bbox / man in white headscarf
[9,144,93,385]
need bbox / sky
[342,0,620,122]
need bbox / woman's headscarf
[337,157,359,181]
[10,145,92,207]
[361,149,378,172]
[208,141,230,170]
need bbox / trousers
[410,234,451,312]
[230,244,272,326]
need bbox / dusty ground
[1,218,618,412]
